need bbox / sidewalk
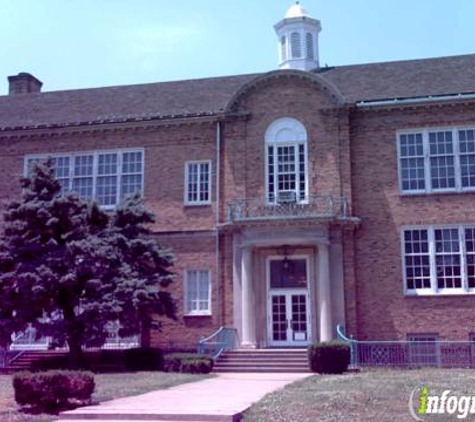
[58,372,310,422]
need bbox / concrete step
[59,411,239,421]
[214,349,310,373]
[218,357,307,362]
[57,420,216,422]
[213,366,310,373]
[213,363,308,372]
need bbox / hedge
[163,353,214,374]
[13,370,95,413]
[308,341,350,374]
[124,347,164,371]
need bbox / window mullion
[461,226,468,292]
[423,131,431,193]
[68,154,73,191]
[92,153,98,201]
[196,164,201,201]
[294,144,300,202]
[454,128,461,191]
[273,146,278,203]
[304,142,309,201]
[117,152,122,204]
[429,227,438,293]
[195,274,200,311]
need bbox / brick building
[2,2,475,349]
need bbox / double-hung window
[184,270,211,315]
[25,149,143,208]
[265,118,308,204]
[185,161,211,205]
[403,225,475,295]
[398,127,475,193]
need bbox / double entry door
[267,257,311,347]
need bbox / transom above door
[267,256,311,347]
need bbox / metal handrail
[337,324,475,368]
[198,327,239,359]
[227,195,349,223]
[0,349,25,368]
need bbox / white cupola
[274,1,322,71]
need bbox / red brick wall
[150,233,221,348]
[223,77,347,203]
[351,102,475,340]
[0,123,218,232]
[0,74,359,347]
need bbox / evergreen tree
[0,161,175,368]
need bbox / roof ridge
[319,52,475,72]
[0,72,263,98]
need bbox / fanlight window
[265,118,308,204]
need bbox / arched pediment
[225,69,344,113]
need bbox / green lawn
[0,371,211,422]
[243,368,475,422]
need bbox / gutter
[356,92,475,108]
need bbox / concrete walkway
[58,372,310,422]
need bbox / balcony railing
[226,195,349,223]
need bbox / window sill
[184,202,212,207]
[183,312,212,317]
[405,290,475,297]
[400,189,475,198]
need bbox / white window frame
[397,126,475,195]
[24,148,144,210]
[183,269,212,316]
[402,224,475,296]
[265,117,309,205]
[184,160,212,206]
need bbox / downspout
[215,120,222,327]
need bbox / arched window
[281,36,287,62]
[265,118,308,204]
[290,32,301,59]
[306,33,314,60]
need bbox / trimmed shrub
[124,347,163,371]
[13,370,95,413]
[163,353,213,374]
[308,341,350,374]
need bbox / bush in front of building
[124,347,164,371]
[163,353,214,374]
[308,341,350,374]
[13,370,95,413]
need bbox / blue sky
[1,0,475,95]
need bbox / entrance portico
[232,225,345,348]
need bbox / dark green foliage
[31,350,131,372]
[124,347,164,371]
[13,370,95,413]
[308,341,350,374]
[0,161,176,367]
[163,353,214,374]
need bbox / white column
[232,237,243,342]
[317,242,332,341]
[241,246,256,348]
